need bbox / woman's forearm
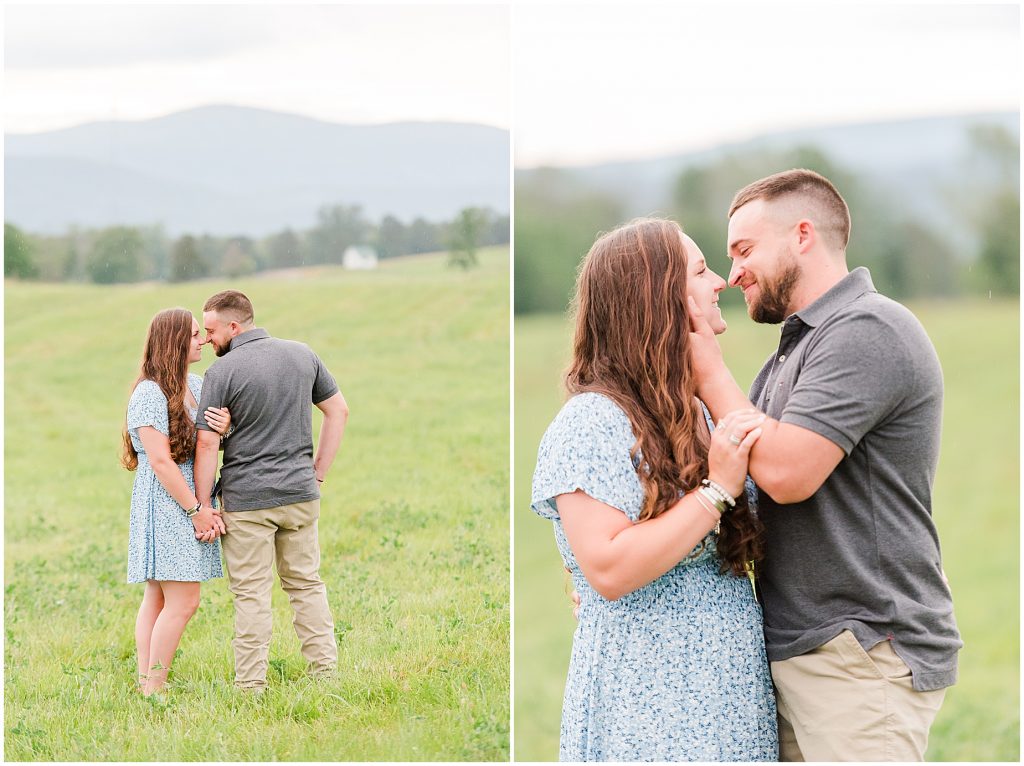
[559,491,720,601]
[598,494,718,597]
[149,458,200,510]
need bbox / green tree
[975,189,1020,295]
[4,223,38,279]
[86,226,143,284]
[515,168,624,314]
[222,239,257,278]
[169,235,208,282]
[376,215,407,259]
[488,213,510,246]
[447,207,486,269]
[407,217,441,254]
[308,205,369,264]
[267,228,304,268]
[965,125,1020,296]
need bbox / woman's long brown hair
[121,308,196,470]
[565,218,763,576]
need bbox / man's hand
[687,296,728,397]
[211,507,227,535]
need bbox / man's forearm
[194,432,220,505]
[313,413,346,480]
[697,364,753,421]
[696,363,783,491]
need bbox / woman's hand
[192,505,225,542]
[708,408,765,497]
[204,407,231,435]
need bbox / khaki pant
[220,499,337,688]
[772,630,946,761]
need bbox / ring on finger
[729,434,742,446]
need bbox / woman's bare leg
[142,581,201,695]
[135,580,165,687]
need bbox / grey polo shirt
[750,267,961,692]
[196,328,339,512]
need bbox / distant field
[5,247,510,761]
[514,300,1019,762]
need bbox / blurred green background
[515,303,1019,761]
[513,126,1020,760]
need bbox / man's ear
[795,219,816,254]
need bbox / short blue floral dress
[532,392,777,762]
[126,373,223,583]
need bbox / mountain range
[5,105,510,236]
[517,111,1018,250]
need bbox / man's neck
[789,255,849,314]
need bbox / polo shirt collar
[228,327,270,352]
[792,267,876,328]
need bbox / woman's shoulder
[533,391,643,520]
[539,392,635,460]
[552,392,632,436]
[188,372,203,392]
[130,378,166,402]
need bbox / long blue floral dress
[531,392,777,762]
[126,373,222,583]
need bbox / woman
[531,219,778,761]
[122,308,232,696]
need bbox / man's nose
[728,262,743,287]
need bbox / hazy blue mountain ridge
[6,105,510,235]
[517,112,1018,248]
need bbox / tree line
[5,205,510,283]
[515,126,1019,314]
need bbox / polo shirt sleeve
[195,366,228,432]
[779,311,912,455]
[311,353,339,404]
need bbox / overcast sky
[4,4,510,133]
[513,3,1020,167]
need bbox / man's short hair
[204,290,254,325]
[729,169,851,251]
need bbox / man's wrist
[699,368,744,413]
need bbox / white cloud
[513,3,1020,166]
[4,4,511,132]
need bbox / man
[193,290,349,690]
[688,169,961,761]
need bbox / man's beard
[749,255,801,324]
[214,343,229,357]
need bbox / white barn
[342,245,378,270]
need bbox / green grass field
[514,300,1019,762]
[5,247,509,761]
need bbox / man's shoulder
[822,290,931,342]
[246,335,314,357]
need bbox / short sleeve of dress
[127,380,169,436]
[531,393,644,523]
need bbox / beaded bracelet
[701,479,736,509]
